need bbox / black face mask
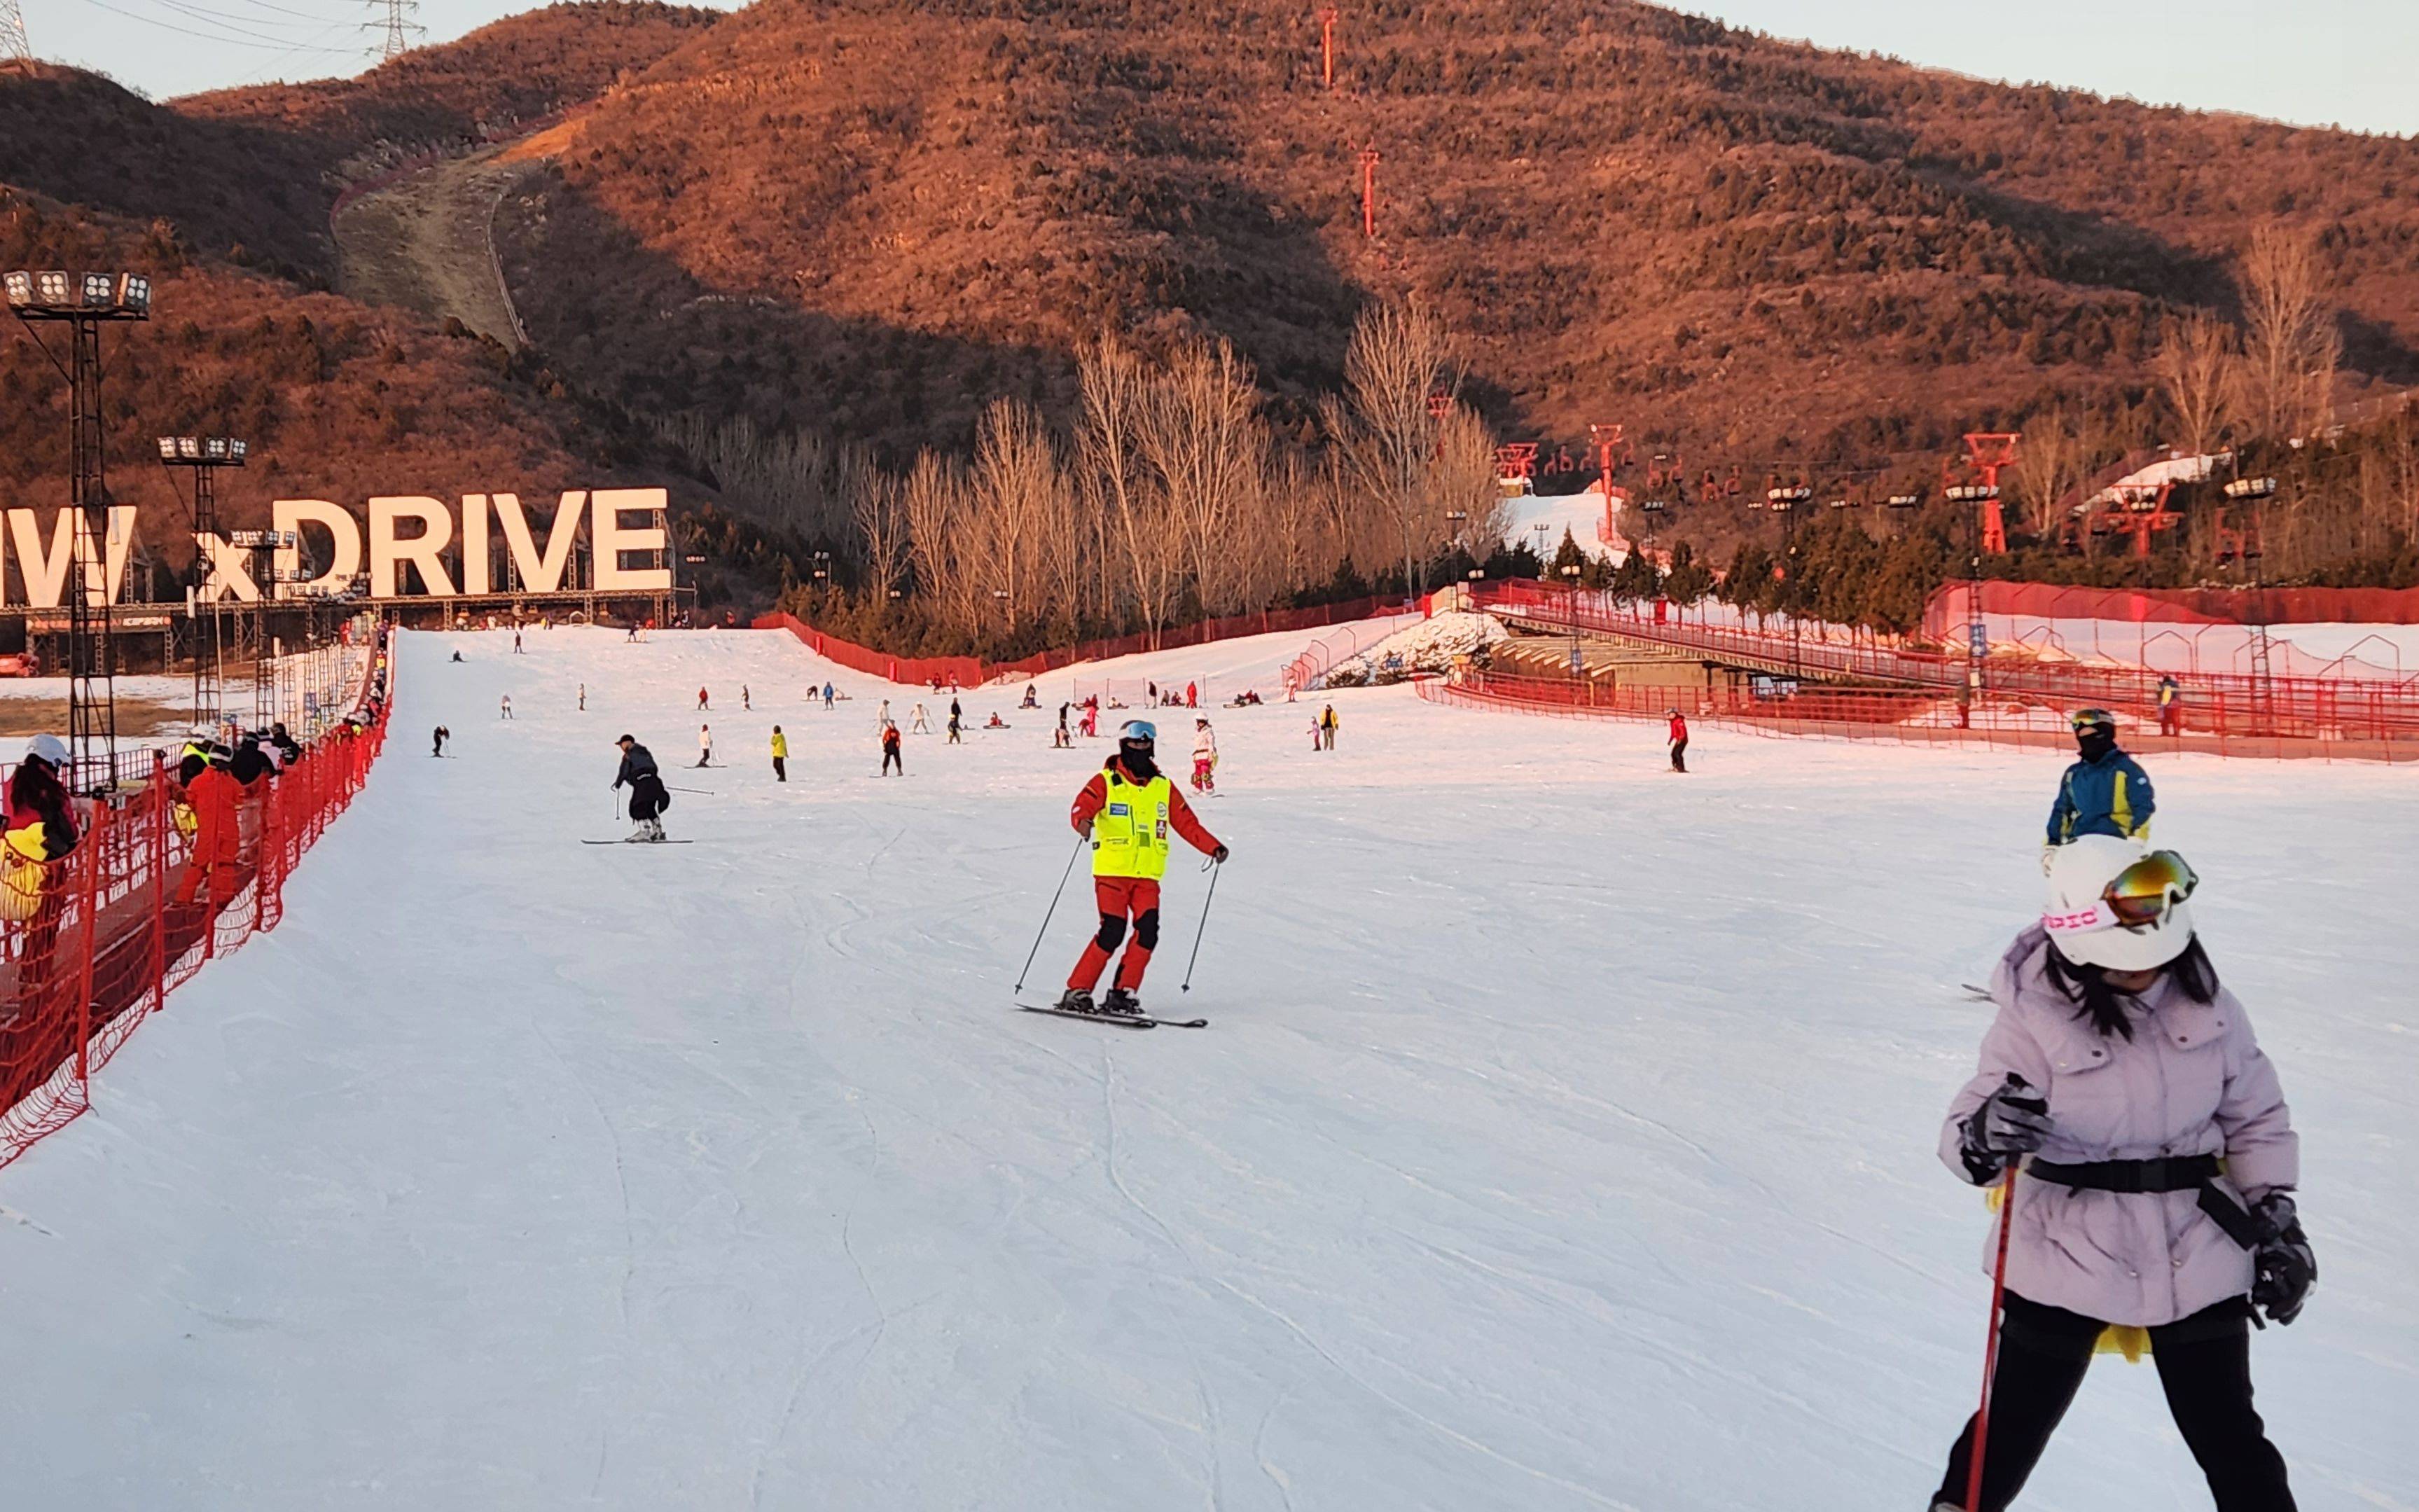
[2076,726,2116,762]
[1118,747,1159,783]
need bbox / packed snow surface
[1,623,2412,1510]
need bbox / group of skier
[1927,707,2312,1511]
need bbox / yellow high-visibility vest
[1091,771,1172,879]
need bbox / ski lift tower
[157,434,248,738]
[1948,431,2020,555]
[6,268,151,791]
[2224,473,2280,733]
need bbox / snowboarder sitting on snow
[1058,720,1227,1017]
[985,712,1009,729]
[612,735,672,842]
[2046,708,2154,853]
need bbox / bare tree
[853,458,908,616]
[1140,339,1267,617]
[1434,403,1505,558]
[2014,403,2084,539]
[1076,335,1177,639]
[2153,311,2236,459]
[1326,298,1455,598]
[2238,223,2340,442]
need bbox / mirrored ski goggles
[2043,850,2199,937]
[2070,707,2116,732]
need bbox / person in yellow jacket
[770,725,789,782]
[1057,721,1226,1016]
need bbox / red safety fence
[1469,580,2419,744]
[1925,580,2419,632]
[0,634,394,1170]
[753,597,1403,688]
[1418,670,2419,763]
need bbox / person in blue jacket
[2047,708,2155,847]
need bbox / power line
[71,0,349,51]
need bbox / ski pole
[1179,857,1222,993]
[1965,1092,2024,1512]
[1013,836,1086,994]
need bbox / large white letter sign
[368,497,457,598]
[460,493,491,595]
[7,509,76,607]
[590,488,672,592]
[495,491,587,594]
[274,499,364,599]
[88,506,137,606]
[195,533,263,602]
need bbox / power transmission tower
[367,0,420,62]
[1,0,33,62]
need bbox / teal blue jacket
[2047,748,2155,843]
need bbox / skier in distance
[2048,708,2155,856]
[1191,716,1218,794]
[1668,708,1688,772]
[612,735,672,841]
[1057,719,1227,1017]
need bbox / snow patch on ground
[1319,611,1507,686]
[0,619,2411,1510]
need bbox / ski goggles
[2070,707,2116,733]
[2043,849,2199,937]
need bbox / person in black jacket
[611,735,672,841]
[230,734,275,786]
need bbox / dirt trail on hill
[333,146,535,350]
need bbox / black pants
[882,749,902,775]
[773,757,786,782]
[1936,1293,2293,1511]
[1670,737,1687,772]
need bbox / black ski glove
[2249,1193,2315,1327]
[1212,844,1229,863]
[1958,1074,2051,1184]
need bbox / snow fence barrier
[0,632,395,1171]
[1418,669,2419,763]
[754,597,1407,687]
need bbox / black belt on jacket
[2026,1154,2261,1248]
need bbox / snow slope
[1,623,2411,1511]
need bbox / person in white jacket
[1191,716,1218,793]
[696,723,714,768]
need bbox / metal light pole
[6,268,151,791]
[1560,562,1583,679]
[158,434,248,738]
[2224,474,2280,733]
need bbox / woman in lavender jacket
[1929,834,2314,1512]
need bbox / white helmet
[2042,834,2197,972]
[23,733,68,769]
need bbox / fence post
[71,803,105,1086]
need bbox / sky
[16,0,2417,138]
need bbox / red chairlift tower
[1318,6,1339,90]
[1945,431,2020,555]
[1359,147,1380,239]
[2093,480,2183,559]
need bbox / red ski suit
[1067,756,1221,992]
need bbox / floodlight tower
[158,435,249,737]
[6,268,152,791]
[1,0,32,62]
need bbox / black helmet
[616,733,635,746]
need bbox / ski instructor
[1056,719,1226,1017]
[612,734,672,842]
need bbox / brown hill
[491,0,2419,476]
[0,4,717,286]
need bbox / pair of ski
[1016,999,1207,1030]
[582,837,696,845]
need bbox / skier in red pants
[1059,720,1227,1016]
